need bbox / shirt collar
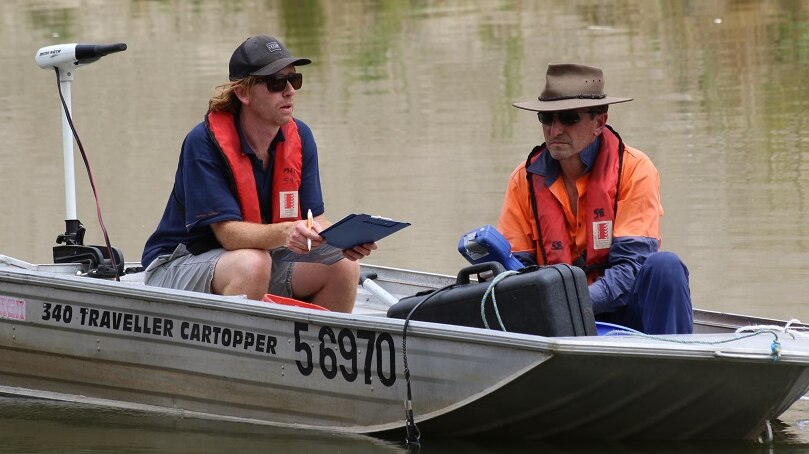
[526,135,602,186]
[235,115,286,157]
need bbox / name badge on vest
[593,220,613,250]
[279,191,299,219]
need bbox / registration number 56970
[293,322,396,387]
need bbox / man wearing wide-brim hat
[498,63,693,335]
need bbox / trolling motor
[458,224,524,271]
[35,42,127,278]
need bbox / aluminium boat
[1,255,807,442]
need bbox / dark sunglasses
[537,110,600,126]
[263,73,303,92]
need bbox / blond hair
[208,76,263,113]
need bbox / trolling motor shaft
[36,42,127,277]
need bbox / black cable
[54,68,120,281]
[399,264,588,450]
[401,282,456,451]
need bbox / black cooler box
[387,262,596,337]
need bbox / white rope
[480,270,519,331]
[735,318,809,339]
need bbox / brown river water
[1,0,809,452]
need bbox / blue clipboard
[320,214,410,249]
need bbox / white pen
[306,209,313,251]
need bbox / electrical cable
[400,282,456,451]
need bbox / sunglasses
[537,110,600,126]
[262,73,303,92]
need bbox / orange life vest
[527,126,624,280]
[205,110,303,223]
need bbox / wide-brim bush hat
[513,63,632,112]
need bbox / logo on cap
[266,41,282,52]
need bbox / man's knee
[636,251,693,334]
[338,258,360,279]
[231,249,272,279]
[323,258,360,290]
[644,251,689,281]
[214,249,271,296]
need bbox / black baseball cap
[228,35,311,81]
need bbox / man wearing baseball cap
[142,35,374,311]
[498,64,692,334]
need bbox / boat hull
[2,260,809,441]
[405,351,809,440]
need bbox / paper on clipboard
[320,214,410,250]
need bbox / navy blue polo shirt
[141,116,324,268]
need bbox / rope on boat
[735,318,809,338]
[608,329,784,362]
[480,270,519,330]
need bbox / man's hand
[288,219,324,253]
[343,242,377,261]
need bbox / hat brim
[512,96,632,112]
[249,57,312,77]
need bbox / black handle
[358,271,378,285]
[75,43,127,64]
[456,261,506,285]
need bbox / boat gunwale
[3,263,809,365]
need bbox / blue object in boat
[458,225,524,271]
[595,321,642,336]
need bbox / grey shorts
[144,244,295,297]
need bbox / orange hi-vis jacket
[498,126,662,283]
[205,110,303,224]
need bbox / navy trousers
[595,252,693,335]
